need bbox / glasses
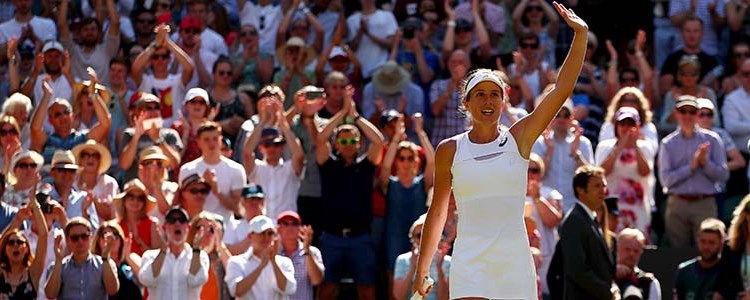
[142,160,164,168]
[217,70,232,77]
[52,109,71,118]
[240,30,258,37]
[54,168,76,173]
[679,71,699,77]
[0,128,17,136]
[151,53,170,60]
[279,221,300,227]
[337,137,360,145]
[137,18,155,24]
[520,43,539,49]
[397,155,415,162]
[125,194,146,202]
[188,188,210,195]
[526,5,543,12]
[80,151,100,160]
[165,216,189,224]
[555,112,570,119]
[15,162,37,169]
[69,232,91,242]
[144,105,161,111]
[699,111,714,118]
[735,52,750,59]
[678,108,698,115]
[6,239,26,247]
[528,168,541,174]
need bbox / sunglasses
[240,30,258,37]
[181,29,200,35]
[53,168,76,173]
[337,137,360,145]
[735,52,750,59]
[165,216,189,224]
[217,70,232,77]
[144,105,161,111]
[526,5,543,12]
[279,221,300,227]
[52,109,71,118]
[678,108,698,115]
[188,188,210,195]
[15,162,37,169]
[397,155,415,162]
[6,239,26,246]
[125,194,146,201]
[80,151,100,160]
[699,111,714,118]
[0,129,17,136]
[137,18,155,24]
[555,112,570,119]
[679,72,699,77]
[528,167,541,174]
[151,53,170,60]
[142,160,164,168]
[69,232,91,242]
[520,43,539,49]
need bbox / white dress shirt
[225,249,297,300]
[139,247,210,300]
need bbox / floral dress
[0,270,36,300]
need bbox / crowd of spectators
[0,0,747,299]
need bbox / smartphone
[305,88,325,100]
[143,117,163,129]
[36,192,52,214]
[403,26,415,39]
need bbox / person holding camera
[242,94,305,221]
[390,17,440,97]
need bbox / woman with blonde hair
[91,220,142,299]
[715,195,750,299]
[598,86,658,151]
[72,139,119,221]
[71,80,111,131]
[0,115,22,174]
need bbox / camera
[36,191,52,214]
[305,88,325,100]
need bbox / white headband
[463,71,508,100]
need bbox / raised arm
[44,236,64,298]
[379,123,402,195]
[85,68,112,142]
[541,0,561,40]
[512,0,530,33]
[105,0,120,36]
[414,113,435,189]
[278,101,306,176]
[57,0,71,38]
[29,79,52,151]
[131,44,153,87]
[29,182,48,291]
[306,11,325,54]
[604,40,620,99]
[166,33,195,86]
[276,0,299,50]
[471,0,491,60]
[727,1,748,31]
[511,2,588,158]
[349,100,384,165]
[315,89,351,165]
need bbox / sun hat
[113,179,157,215]
[71,139,112,175]
[276,37,316,67]
[7,150,43,185]
[372,61,411,95]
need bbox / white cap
[42,40,64,53]
[329,46,348,60]
[248,215,276,233]
[184,87,210,105]
[696,97,714,111]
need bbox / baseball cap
[696,98,714,111]
[248,215,276,233]
[260,127,285,144]
[379,109,401,127]
[165,206,189,222]
[42,40,64,53]
[328,46,348,60]
[242,184,265,198]
[184,87,210,105]
[180,15,201,30]
[133,92,160,108]
[181,173,210,188]
[455,18,473,31]
[615,107,640,123]
[276,210,301,223]
[675,95,699,109]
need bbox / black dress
[109,263,142,300]
[0,270,36,300]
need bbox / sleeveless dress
[0,270,36,299]
[450,130,537,299]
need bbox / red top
[119,217,157,256]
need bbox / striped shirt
[430,79,467,147]
[278,242,324,300]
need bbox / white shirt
[225,249,297,300]
[201,28,229,56]
[721,87,750,154]
[139,247,210,300]
[138,73,186,124]
[240,2,283,56]
[223,217,251,246]
[0,16,57,44]
[346,10,398,78]
[251,159,301,221]
[179,156,247,220]
[33,75,72,107]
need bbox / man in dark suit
[560,165,618,300]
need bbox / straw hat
[7,150,43,185]
[113,179,157,215]
[72,139,112,175]
[138,146,169,164]
[372,61,411,95]
[46,150,79,172]
[276,37,316,68]
[73,80,112,107]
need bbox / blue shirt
[658,127,729,195]
[0,202,17,233]
[42,131,88,165]
[50,186,99,230]
[532,132,594,213]
[47,253,111,300]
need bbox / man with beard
[57,0,120,84]
[21,40,74,106]
[139,207,210,300]
[673,218,725,300]
[614,228,662,300]
[132,9,156,48]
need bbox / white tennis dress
[450,130,537,299]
